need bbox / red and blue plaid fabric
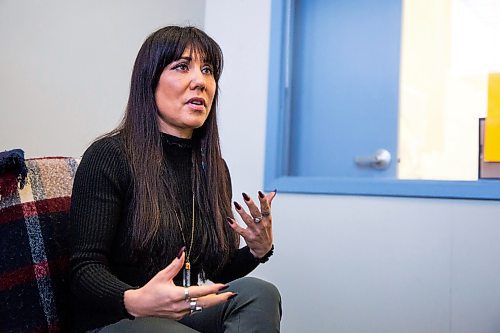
[0,157,78,333]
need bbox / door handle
[354,149,391,170]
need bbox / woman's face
[155,47,216,138]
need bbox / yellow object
[484,73,500,162]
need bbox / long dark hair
[107,26,238,277]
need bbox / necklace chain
[173,193,195,269]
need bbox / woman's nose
[190,68,206,91]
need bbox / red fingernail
[217,286,231,295]
[177,246,186,259]
[228,293,238,300]
[258,191,265,199]
[226,217,234,224]
[233,201,241,210]
[242,192,250,201]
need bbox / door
[288,0,402,178]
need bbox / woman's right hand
[124,250,235,320]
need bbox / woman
[70,26,281,332]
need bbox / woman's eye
[173,63,189,71]
[202,66,213,75]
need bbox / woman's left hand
[227,190,277,258]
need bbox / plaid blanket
[0,157,79,333]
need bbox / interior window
[398,0,500,180]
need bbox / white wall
[0,0,205,157]
[205,1,500,332]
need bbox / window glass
[398,0,500,180]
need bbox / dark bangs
[184,28,223,82]
[151,26,223,85]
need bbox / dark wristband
[256,244,274,264]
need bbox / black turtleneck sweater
[69,134,259,332]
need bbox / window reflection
[398,0,500,180]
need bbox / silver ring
[191,305,203,314]
[189,299,203,314]
[189,298,198,311]
[184,287,190,301]
[253,216,263,223]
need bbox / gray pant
[90,277,281,333]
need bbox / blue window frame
[264,0,500,200]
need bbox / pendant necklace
[174,193,195,287]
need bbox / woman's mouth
[187,97,206,107]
